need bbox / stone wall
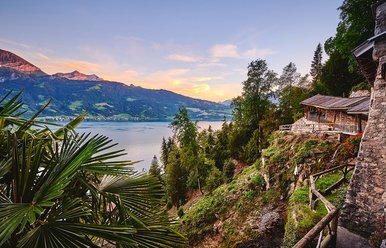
[339,2,386,244]
[339,54,386,245]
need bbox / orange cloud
[64,61,101,72]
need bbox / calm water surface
[71,121,222,171]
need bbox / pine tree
[149,155,162,180]
[310,43,323,83]
[161,137,168,169]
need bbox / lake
[71,121,223,171]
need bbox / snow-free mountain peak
[0,49,46,76]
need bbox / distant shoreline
[36,116,229,122]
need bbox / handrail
[293,163,354,248]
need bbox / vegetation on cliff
[178,132,358,247]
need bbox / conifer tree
[149,155,162,180]
[310,43,323,83]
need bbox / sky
[0,0,343,101]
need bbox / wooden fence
[293,163,355,248]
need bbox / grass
[283,171,353,247]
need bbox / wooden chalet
[301,94,370,133]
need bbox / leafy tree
[318,51,363,96]
[278,86,310,124]
[325,0,377,70]
[310,43,323,83]
[278,62,300,91]
[233,59,276,130]
[232,59,277,160]
[0,92,185,247]
[170,107,198,149]
[149,155,162,181]
[277,62,301,121]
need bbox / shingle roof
[347,98,370,114]
[301,94,369,111]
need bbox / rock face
[339,1,386,244]
[0,49,46,76]
[53,70,103,81]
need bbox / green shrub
[249,175,265,191]
[205,166,222,193]
[223,159,236,183]
[351,81,370,92]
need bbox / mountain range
[0,49,231,120]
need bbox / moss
[290,187,309,204]
[315,172,343,192]
[282,186,326,247]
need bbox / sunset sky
[0,0,342,101]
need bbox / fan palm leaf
[0,91,186,247]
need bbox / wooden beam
[293,209,339,248]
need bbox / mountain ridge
[0,49,231,120]
[52,70,103,81]
[0,49,46,76]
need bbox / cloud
[191,76,222,82]
[209,43,275,60]
[63,60,101,72]
[210,44,239,58]
[166,53,199,62]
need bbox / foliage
[324,0,378,70]
[232,59,276,130]
[278,62,300,90]
[278,86,310,124]
[165,145,187,207]
[336,133,362,162]
[204,166,222,193]
[317,0,376,96]
[0,92,185,247]
[293,139,318,165]
[351,81,370,92]
[148,155,162,180]
[316,51,363,97]
[310,43,323,83]
[222,159,236,183]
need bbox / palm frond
[0,203,43,246]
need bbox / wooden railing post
[294,163,355,248]
[330,211,338,245]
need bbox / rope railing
[293,163,355,248]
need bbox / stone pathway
[336,226,373,248]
